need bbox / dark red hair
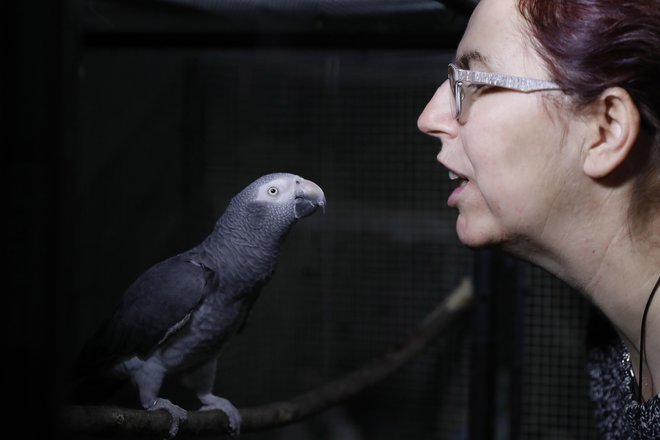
[518,0,660,230]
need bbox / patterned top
[588,340,660,439]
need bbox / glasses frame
[448,63,561,119]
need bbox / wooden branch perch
[59,278,473,437]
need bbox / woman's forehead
[457,0,545,78]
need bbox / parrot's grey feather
[73,255,214,374]
[69,173,326,437]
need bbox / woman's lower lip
[448,182,467,207]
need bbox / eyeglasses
[448,63,562,120]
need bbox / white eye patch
[254,177,296,203]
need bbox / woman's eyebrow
[454,51,490,70]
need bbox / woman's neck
[520,219,660,400]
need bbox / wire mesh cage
[6,1,606,438]
[518,265,599,440]
[62,47,475,439]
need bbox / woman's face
[418,0,586,252]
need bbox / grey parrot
[70,173,325,437]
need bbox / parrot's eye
[267,187,279,196]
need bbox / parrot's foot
[199,394,242,436]
[148,397,188,438]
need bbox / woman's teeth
[449,171,468,186]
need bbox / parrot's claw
[199,395,242,436]
[148,398,188,438]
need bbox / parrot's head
[219,173,326,239]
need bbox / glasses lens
[448,65,456,117]
[448,64,455,90]
[448,64,462,119]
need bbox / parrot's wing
[74,253,219,376]
[236,294,258,334]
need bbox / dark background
[2,1,598,439]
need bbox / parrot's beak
[294,178,326,219]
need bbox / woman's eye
[465,84,495,100]
[469,84,488,92]
[268,187,279,196]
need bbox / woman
[417,0,660,437]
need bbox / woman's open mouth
[448,170,469,207]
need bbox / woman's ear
[583,87,641,178]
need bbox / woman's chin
[455,214,502,249]
[456,231,492,249]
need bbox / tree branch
[59,278,473,437]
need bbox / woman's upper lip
[444,165,469,182]
[437,150,468,181]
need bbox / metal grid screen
[65,47,603,440]
[193,49,474,440]
[66,48,474,440]
[519,265,599,439]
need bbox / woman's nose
[417,80,458,138]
